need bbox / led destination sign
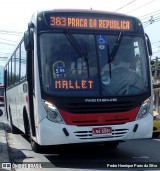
[50,16,133,30]
[55,80,94,89]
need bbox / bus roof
[36,8,138,19]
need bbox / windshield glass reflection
[40,33,148,97]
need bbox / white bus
[4,9,153,152]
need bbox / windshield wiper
[64,29,88,62]
[107,31,124,78]
[64,29,89,77]
[108,31,124,63]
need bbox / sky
[0,0,160,67]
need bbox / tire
[30,138,42,153]
[8,108,19,134]
[23,110,42,153]
[23,111,30,136]
[152,133,160,138]
[0,109,3,116]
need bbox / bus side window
[20,41,27,81]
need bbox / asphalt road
[1,114,160,171]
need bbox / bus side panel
[6,82,27,133]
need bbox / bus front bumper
[37,114,153,146]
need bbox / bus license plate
[92,127,112,135]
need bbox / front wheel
[23,111,42,153]
[30,139,42,153]
[152,133,160,138]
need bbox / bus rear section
[5,10,153,152]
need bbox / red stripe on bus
[26,96,29,104]
[59,107,140,126]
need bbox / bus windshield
[40,32,149,97]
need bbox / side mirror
[24,30,34,51]
[24,23,34,51]
[145,33,152,56]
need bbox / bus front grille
[63,101,136,113]
[74,128,129,140]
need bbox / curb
[0,116,12,171]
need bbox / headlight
[136,98,151,120]
[43,100,65,124]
